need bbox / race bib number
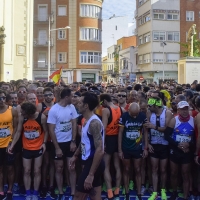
[151,130,164,137]
[24,130,40,140]
[0,128,10,138]
[60,121,72,132]
[176,135,191,143]
[126,131,140,140]
[81,143,86,156]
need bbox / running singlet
[0,107,13,148]
[150,109,168,145]
[22,113,44,150]
[172,116,194,144]
[106,106,121,136]
[81,115,104,161]
[119,112,147,151]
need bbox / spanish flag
[49,67,62,85]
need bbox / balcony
[34,15,54,23]
[33,62,56,70]
[33,38,54,47]
[134,10,138,18]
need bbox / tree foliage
[180,34,200,57]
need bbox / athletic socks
[33,190,38,195]
[26,190,31,195]
[114,187,120,196]
[107,189,114,199]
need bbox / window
[167,53,179,63]
[58,52,66,63]
[143,54,150,63]
[153,13,165,20]
[153,53,164,63]
[80,4,102,19]
[143,14,150,23]
[139,0,143,6]
[58,6,67,16]
[38,52,47,68]
[186,11,194,21]
[80,52,101,64]
[153,31,165,41]
[167,32,179,41]
[139,55,143,64]
[144,33,150,43]
[199,11,200,18]
[58,30,66,39]
[38,30,47,45]
[167,13,178,20]
[38,5,47,21]
[139,36,143,45]
[80,28,101,41]
[116,26,117,30]
[138,18,143,26]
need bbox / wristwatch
[71,140,76,143]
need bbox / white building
[0,0,33,81]
[119,46,138,84]
[102,15,134,57]
[136,0,179,83]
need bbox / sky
[102,0,136,22]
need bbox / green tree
[180,34,200,57]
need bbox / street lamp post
[48,16,70,81]
[161,41,167,82]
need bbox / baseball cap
[177,101,189,109]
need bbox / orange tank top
[22,113,44,150]
[106,106,121,136]
[0,107,13,148]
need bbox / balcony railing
[33,38,54,47]
[33,62,56,70]
[34,14,54,23]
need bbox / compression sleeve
[164,127,179,148]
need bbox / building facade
[180,0,200,56]
[136,0,179,83]
[102,15,134,57]
[33,0,103,83]
[0,0,33,81]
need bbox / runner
[100,93,122,200]
[165,101,195,200]
[117,90,127,109]
[118,103,148,200]
[69,91,105,200]
[36,87,44,103]
[37,87,57,199]
[145,97,173,200]
[8,102,48,200]
[48,88,78,200]
[0,90,18,200]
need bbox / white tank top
[150,109,168,145]
[81,114,104,161]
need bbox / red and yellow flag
[49,67,62,85]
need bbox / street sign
[139,76,144,80]
[130,73,136,82]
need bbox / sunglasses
[72,95,78,98]
[117,95,126,98]
[0,97,6,100]
[18,91,26,94]
[44,93,53,97]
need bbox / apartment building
[180,0,200,55]
[136,0,179,83]
[0,0,33,81]
[33,0,103,83]
[102,15,134,57]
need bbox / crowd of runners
[0,78,200,200]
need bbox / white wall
[102,16,133,57]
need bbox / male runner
[48,88,78,200]
[101,94,122,200]
[145,97,173,200]
[0,90,18,200]
[69,92,105,200]
[8,102,48,200]
[36,87,44,103]
[165,101,195,200]
[118,103,148,200]
[37,87,56,199]
[117,90,127,109]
